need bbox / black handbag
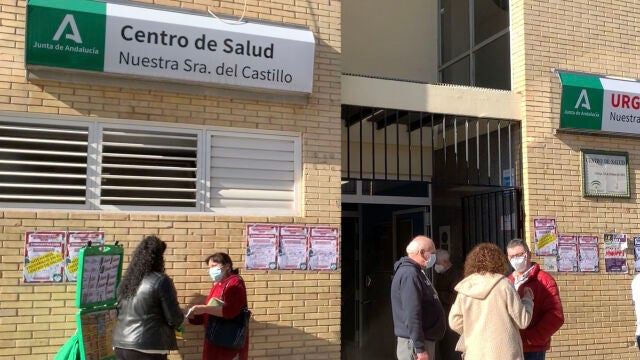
[205,279,251,349]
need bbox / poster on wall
[277,226,309,270]
[634,236,640,272]
[542,256,558,272]
[556,235,578,272]
[308,226,339,271]
[533,218,558,256]
[578,235,599,272]
[603,233,628,273]
[245,224,278,270]
[65,231,105,282]
[23,231,66,283]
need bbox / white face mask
[510,256,528,272]
[434,264,445,273]
[209,266,224,282]
[424,253,436,269]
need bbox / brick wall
[513,1,640,358]
[0,0,342,358]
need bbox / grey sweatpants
[396,337,435,360]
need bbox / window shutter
[209,132,300,215]
[0,120,89,205]
[99,126,199,208]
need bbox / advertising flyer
[65,231,105,282]
[23,231,66,283]
[578,235,599,272]
[80,254,121,306]
[533,218,558,256]
[277,225,308,270]
[308,226,339,271]
[556,235,578,272]
[634,236,640,272]
[78,307,118,360]
[603,233,628,273]
[246,224,278,270]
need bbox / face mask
[424,253,436,269]
[209,266,224,282]
[510,256,528,272]
[434,264,445,274]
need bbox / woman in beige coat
[449,243,534,360]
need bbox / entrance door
[347,205,430,360]
[393,207,431,260]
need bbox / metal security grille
[209,132,299,213]
[462,188,522,252]
[0,120,89,204]
[342,106,431,181]
[99,127,199,207]
[342,105,520,187]
[342,105,523,251]
[433,115,519,186]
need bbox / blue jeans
[524,351,546,360]
[636,335,640,350]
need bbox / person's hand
[522,287,534,302]
[189,305,206,317]
[416,351,429,360]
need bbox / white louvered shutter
[0,120,89,205]
[209,132,300,215]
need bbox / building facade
[1,0,341,359]
[1,0,640,359]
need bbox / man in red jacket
[506,238,564,360]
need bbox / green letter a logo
[53,14,82,44]
[574,89,591,110]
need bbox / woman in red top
[188,253,249,360]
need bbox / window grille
[99,126,199,208]
[0,116,301,214]
[0,120,89,205]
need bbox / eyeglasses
[507,252,526,260]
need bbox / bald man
[391,236,446,360]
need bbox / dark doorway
[341,209,359,360]
[341,203,430,360]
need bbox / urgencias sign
[558,71,640,136]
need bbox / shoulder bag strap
[219,279,231,302]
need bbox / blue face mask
[209,266,223,282]
[424,253,436,269]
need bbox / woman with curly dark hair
[448,243,534,360]
[112,235,184,360]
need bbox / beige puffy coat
[448,273,533,360]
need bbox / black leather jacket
[112,272,184,351]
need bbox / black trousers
[114,348,168,360]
